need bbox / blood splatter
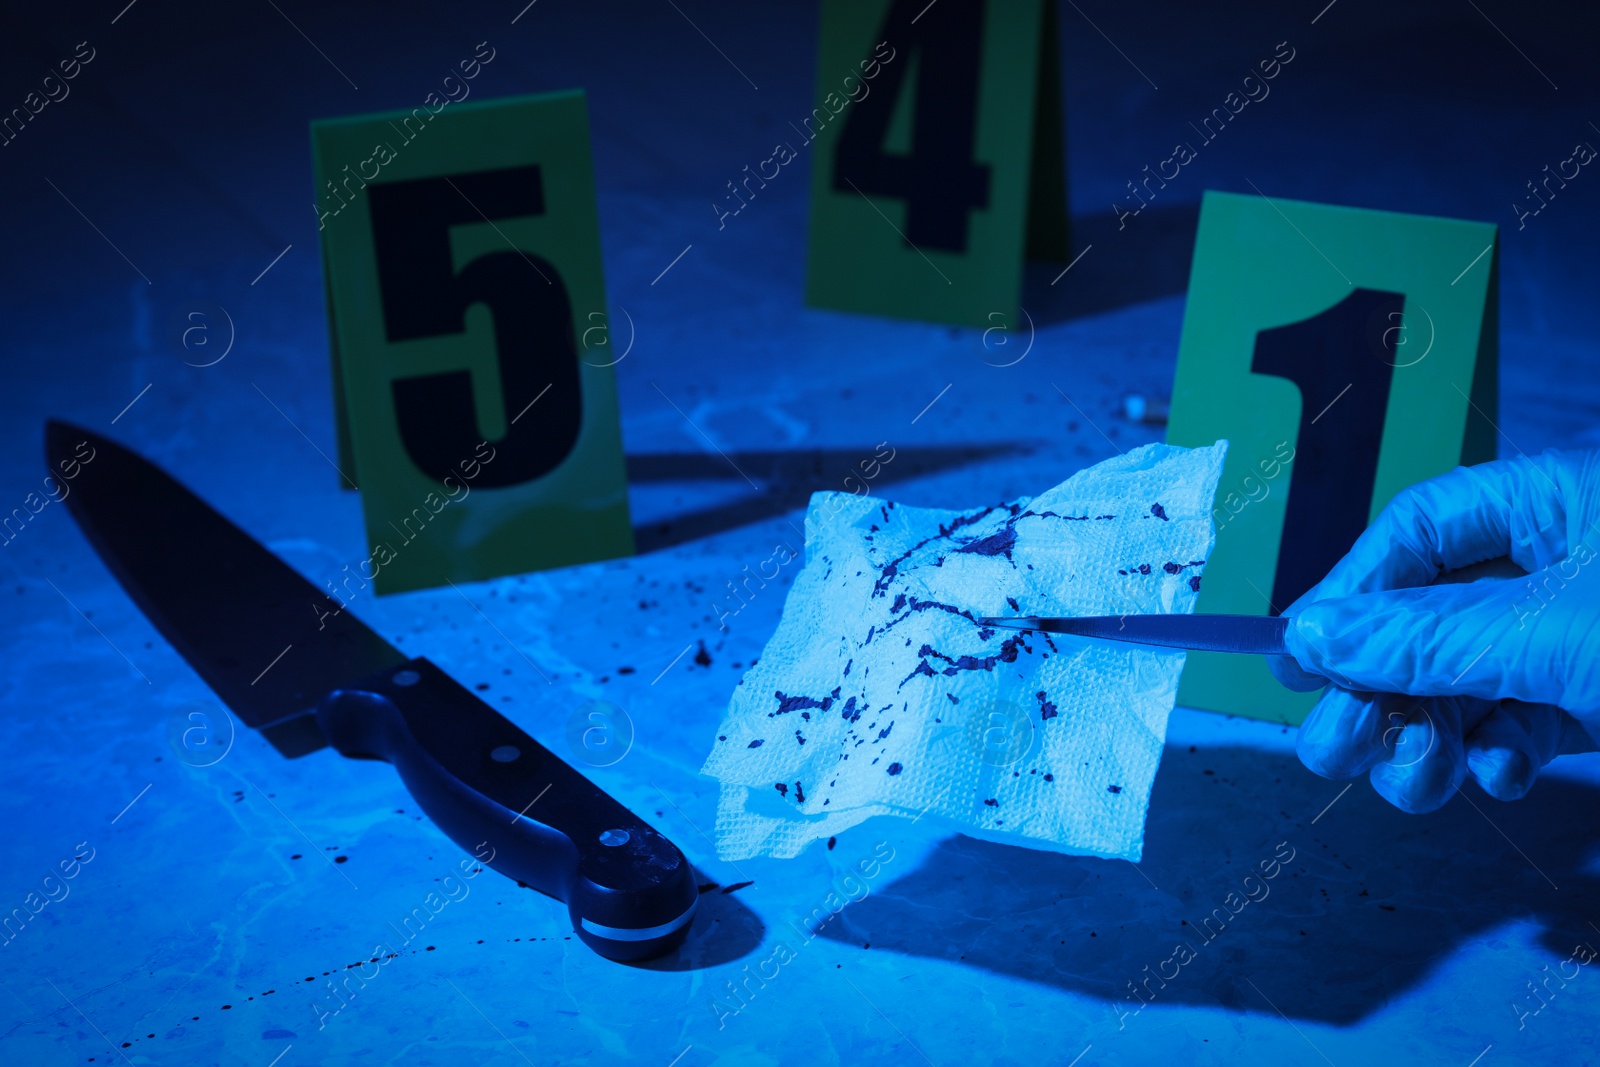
[774,689,838,715]
[898,634,1029,687]
[870,505,1007,598]
[955,526,1017,559]
[1036,691,1058,720]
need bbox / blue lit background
[2,1,1598,1064]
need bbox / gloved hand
[1269,449,1600,813]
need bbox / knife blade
[980,613,1291,655]
[46,421,697,961]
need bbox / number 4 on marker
[832,0,992,252]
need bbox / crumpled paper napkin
[700,441,1228,862]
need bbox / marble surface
[2,1,1599,1064]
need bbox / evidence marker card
[803,0,1067,327]
[312,90,634,595]
[1166,190,1498,725]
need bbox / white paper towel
[700,441,1228,862]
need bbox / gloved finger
[1369,696,1480,814]
[1281,453,1578,615]
[1286,578,1574,708]
[1269,649,1327,693]
[1267,560,1526,693]
[1295,687,1392,778]
[1465,699,1599,801]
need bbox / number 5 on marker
[312,91,634,595]
[1166,190,1499,725]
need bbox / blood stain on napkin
[700,441,1228,862]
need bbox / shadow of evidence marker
[1022,201,1202,326]
[627,443,1028,553]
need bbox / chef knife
[46,421,698,962]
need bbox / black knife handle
[313,657,698,962]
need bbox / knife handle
[313,657,698,962]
